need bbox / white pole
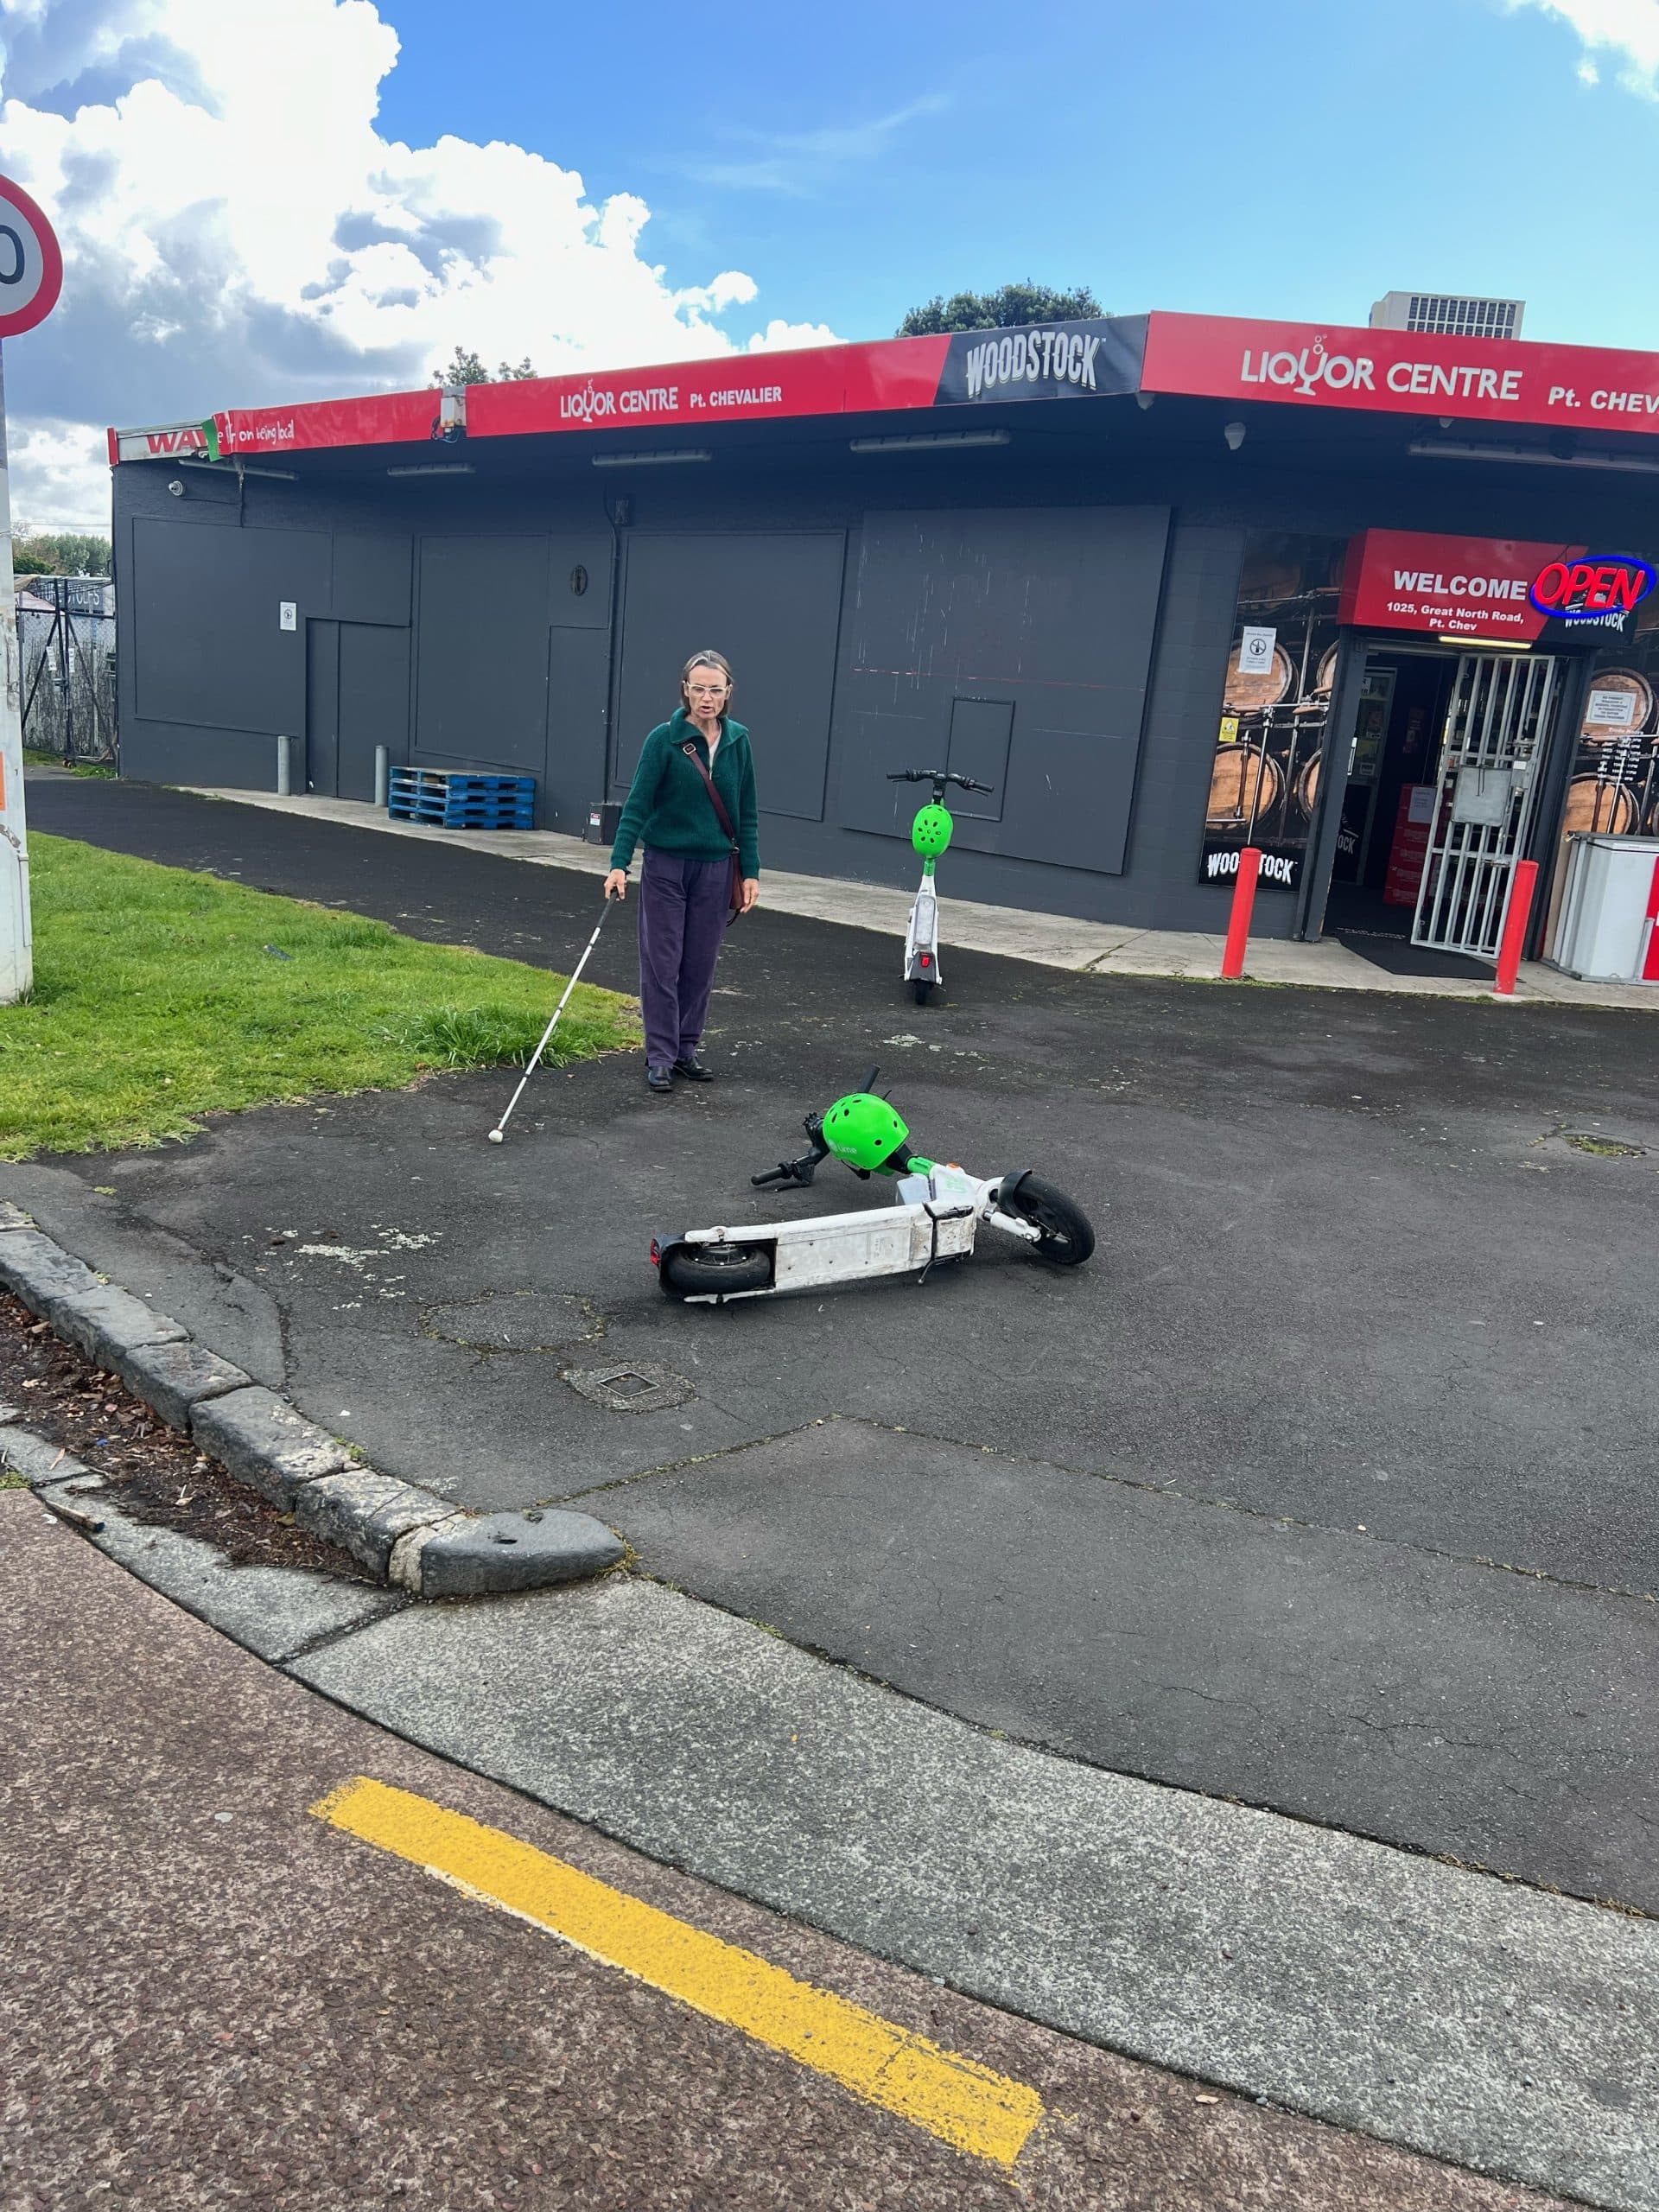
[0,340,32,1004]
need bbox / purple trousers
[638,849,731,1069]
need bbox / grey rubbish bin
[1548,833,1659,982]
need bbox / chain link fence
[18,576,117,765]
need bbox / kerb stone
[190,1387,352,1507]
[294,1468,454,1579]
[109,1338,252,1433]
[45,1284,188,1366]
[0,1230,101,1317]
[1,1424,94,1489]
[396,1507,625,1599]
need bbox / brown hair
[681,649,734,704]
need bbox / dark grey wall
[613,531,847,823]
[111,423,1659,937]
[833,505,1168,877]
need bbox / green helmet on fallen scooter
[821,1090,911,1173]
[912,804,953,859]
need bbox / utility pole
[0,174,64,1005]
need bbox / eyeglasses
[687,684,728,696]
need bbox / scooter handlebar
[884,768,994,792]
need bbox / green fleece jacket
[609,706,760,879]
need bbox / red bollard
[1221,848,1262,980]
[1493,859,1540,996]
[1642,855,1659,983]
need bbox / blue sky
[372,0,1654,346]
[1,0,1655,526]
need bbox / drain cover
[564,1362,694,1414]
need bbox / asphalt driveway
[13,776,1659,1916]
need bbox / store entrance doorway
[1319,643,1567,971]
[1412,652,1561,957]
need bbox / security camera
[168,479,186,497]
[1223,421,1246,453]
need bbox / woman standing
[604,651,760,1094]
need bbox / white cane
[486,893,619,1142]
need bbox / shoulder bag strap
[680,739,740,850]
[681,739,746,918]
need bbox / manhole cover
[563,1362,694,1414]
[423,1291,601,1353]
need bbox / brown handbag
[680,739,747,921]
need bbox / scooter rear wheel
[911,977,938,1005]
[999,1174,1095,1267]
[661,1243,772,1296]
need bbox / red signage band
[210,389,449,459]
[131,320,1146,460]
[466,337,950,440]
[1339,531,1586,640]
[1143,312,1659,437]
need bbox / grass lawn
[22,748,117,779]
[0,836,639,1158]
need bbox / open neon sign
[1529,554,1656,620]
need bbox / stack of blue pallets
[388,768,536,830]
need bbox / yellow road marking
[312,1776,1044,2166]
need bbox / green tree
[12,531,111,575]
[434,346,489,386]
[896,283,1104,337]
[433,346,539,385]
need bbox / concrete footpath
[0,1486,1632,2210]
[178,781,1659,1009]
[23,1487,1573,2212]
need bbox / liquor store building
[108,311,1659,966]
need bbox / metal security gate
[1412,652,1560,957]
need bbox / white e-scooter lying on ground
[652,1071,1094,1305]
[887,766,994,1004]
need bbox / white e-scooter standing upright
[886,766,993,1004]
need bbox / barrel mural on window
[1200,532,1346,894]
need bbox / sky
[1,0,1656,531]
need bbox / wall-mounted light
[1223,421,1247,452]
[386,462,475,477]
[1406,440,1659,476]
[168,479,186,497]
[849,429,1011,454]
[1436,637,1531,650]
[590,448,711,468]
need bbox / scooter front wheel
[998,1174,1095,1267]
[661,1242,773,1296]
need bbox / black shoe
[672,1055,715,1083]
[646,1065,674,1094]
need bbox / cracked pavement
[12,778,1659,1917]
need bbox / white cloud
[0,0,841,527]
[1504,0,1659,93]
[687,95,951,196]
[6,417,111,532]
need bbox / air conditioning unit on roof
[1370,291,1525,340]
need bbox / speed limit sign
[0,174,62,340]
